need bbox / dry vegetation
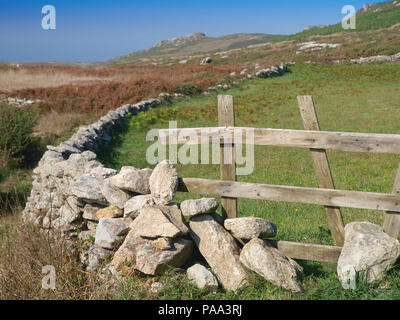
[1,64,244,115]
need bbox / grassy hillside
[108,33,280,65]
[92,63,400,300]
[276,1,400,41]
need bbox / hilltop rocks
[180,198,219,217]
[110,166,152,194]
[187,264,218,291]
[149,160,179,204]
[189,214,249,291]
[337,222,400,287]
[224,217,277,240]
[153,32,206,49]
[240,238,303,292]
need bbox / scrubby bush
[175,83,202,96]
[0,104,39,168]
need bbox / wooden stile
[297,95,345,246]
[161,94,400,262]
[218,95,237,219]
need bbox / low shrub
[0,104,39,168]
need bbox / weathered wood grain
[269,240,342,263]
[177,177,400,212]
[218,95,237,219]
[383,165,400,239]
[159,127,400,154]
[298,95,345,246]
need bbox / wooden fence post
[383,165,400,239]
[297,95,345,246]
[218,95,238,219]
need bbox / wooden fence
[159,95,400,263]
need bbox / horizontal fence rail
[159,127,400,154]
[178,178,400,213]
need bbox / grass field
[94,63,400,300]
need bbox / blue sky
[0,0,378,62]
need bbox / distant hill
[107,32,281,65]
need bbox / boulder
[110,166,152,194]
[156,203,189,235]
[187,264,219,291]
[149,160,178,204]
[151,237,172,250]
[124,195,156,218]
[224,217,277,240]
[180,198,219,217]
[94,218,130,249]
[200,57,212,65]
[111,229,193,276]
[188,214,249,291]
[96,205,123,219]
[130,206,184,238]
[337,222,400,287]
[240,238,303,292]
[100,178,131,209]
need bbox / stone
[150,282,164,294]
[71,174,107,205]
[187,264,219,291]
[152,237,172,250]
[56,196,84,231]
[180,198,219,217]
[100,178,131,209]
[110,166,152,194]
[224,217,277,240]
[156,203,189,235]
[200,57,212,65]
[188,214,249,291]
[111,229,193,276]
[87,246,113,271]
[96,205,123,219]
[124,195,157,218]
[240,238,303,292]
[149,160,179,204]
[130,206,183,238]
[83,204,103,221]
[337,222,400,287]
[94,218,130,249]
[79,230,95,241]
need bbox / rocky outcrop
[153,32,206,48]
[337,222,400,287]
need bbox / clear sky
[0,0,378,62]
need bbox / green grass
[275,4,400,42]
[97,63,400,299]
